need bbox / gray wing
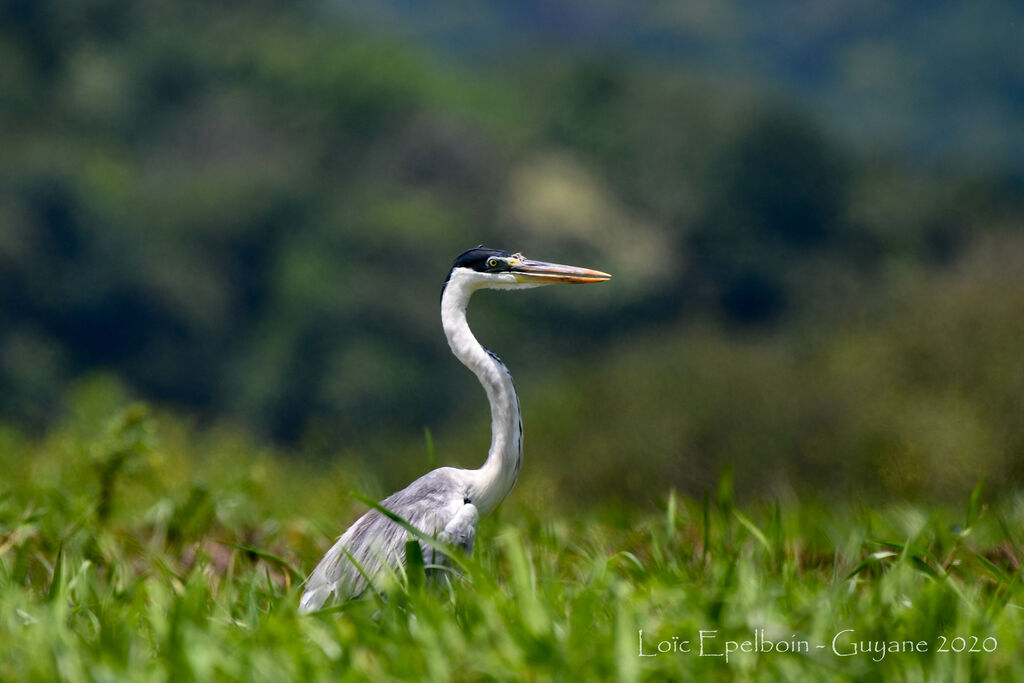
[299,468,478,613]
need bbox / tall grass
[1,401,1021,680]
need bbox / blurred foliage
[1,0,1022,502]
[348,0,1024,171]
[519,235,1024,505]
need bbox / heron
[299,247,610,612]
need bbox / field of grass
[2,399,1022,681]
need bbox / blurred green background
[1,0,1022,506]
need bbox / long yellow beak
[509,259,612,284]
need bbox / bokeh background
[2,0,1022,507]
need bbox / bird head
[444,247,611,293]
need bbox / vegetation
[2,400,1021,680]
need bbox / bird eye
[487,258,499,268]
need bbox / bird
[299,247,610,612]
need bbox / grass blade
[405,537,425,590]
[734,510,772,555]
[965,477,985,530]
[46,544,64,602]
[217,541,304,581]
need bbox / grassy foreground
[1,402,1022,681]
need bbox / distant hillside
[338,0,1024,172]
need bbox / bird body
[299,248,609,612]
[298,467,478,611]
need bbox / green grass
[1,404,1022,681]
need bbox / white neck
[440,271,523,516]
